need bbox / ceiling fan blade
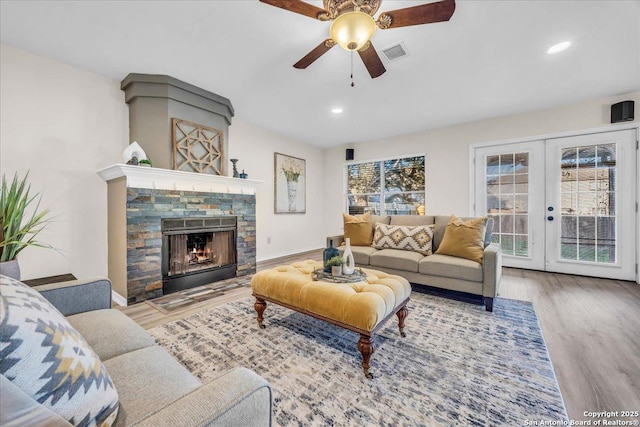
[294,39,336,69]
[358,42,386,78]
[259,0,327,20]
[377,0,455,29]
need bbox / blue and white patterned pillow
[372,223,435,255]
[0,275,119,427]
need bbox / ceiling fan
[259,0,456,79]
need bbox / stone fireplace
[99,74,258,305]
[99,165,260,305]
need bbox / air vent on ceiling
[380,41,410,63]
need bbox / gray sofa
[328,215,502,311]
[1,277,272,427]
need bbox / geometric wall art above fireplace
[173,118,225,175]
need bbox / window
[346,155,425,215]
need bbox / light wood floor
[121,251,640,422]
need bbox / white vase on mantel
[343,238,355,275]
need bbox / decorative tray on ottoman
[312,268,367,283]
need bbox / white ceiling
[1,1,639,147]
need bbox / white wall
[0,44,129,280]
[229,119,326,261]
[323,91,640,236]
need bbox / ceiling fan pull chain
[350,50,355,87]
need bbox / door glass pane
[596,217,616,262]
[484,151,529,257]
[514,235,528,256]
[561,216,578,260]
[559,144,616,263]
[501,234,514,255]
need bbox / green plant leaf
[1,172,52,262]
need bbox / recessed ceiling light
[331,108,343,114]
[547,41,571,54]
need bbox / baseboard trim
[111,290,127,307]
[257,247,322,263]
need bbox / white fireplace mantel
[98,164,263,195]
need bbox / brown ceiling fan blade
[358,42,386,78]
[259,0,327,20]
[293,39,336,69]
[377,0,455,29]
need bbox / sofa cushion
[370,249,425,273]
[372,223,435,255]
[435,215,488,264]
[0,275,119,426]
[339,245,377,265]
[418,254,483,282]
[67,309,156,362]
[104,346,201,427]
[389,215,435,227]
[370,214,391,225]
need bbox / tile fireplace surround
[99,164,261,305]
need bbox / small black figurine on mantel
[230,159,240,178]
[239,170,248,179]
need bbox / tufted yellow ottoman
[251,260,411,379]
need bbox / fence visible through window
[559,144,616,263]
[346,156,425,215]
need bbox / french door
[475,129,637,281]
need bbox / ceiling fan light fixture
[330,11,376,51]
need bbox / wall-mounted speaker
[610,100,634,123]
[346,148,354,161]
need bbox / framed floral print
[274,152,306,214]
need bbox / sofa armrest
[326,235,345,248]
[33,277,112,316]
[134,367,272,427]
[482,243,502,299]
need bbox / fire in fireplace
[161,217,237,294]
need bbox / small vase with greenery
[326,255,345,277]
[0,172,52,280]
[138,158,152,167]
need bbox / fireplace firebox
[161,217,237,295]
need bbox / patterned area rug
[150,292,567,426]
[145,276,251,314]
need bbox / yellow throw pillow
[344,222,375,246]
[343,211,371,224]
[343,212,373,245]
[435,215,488,264]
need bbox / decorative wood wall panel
[172,118,225,175]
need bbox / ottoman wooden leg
[357,334,376,380]
[254,298,266,329]
[396,305,408,337]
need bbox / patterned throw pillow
[372,223,435,255]
[0,275,119,427]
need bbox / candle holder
[230,159,239,178]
